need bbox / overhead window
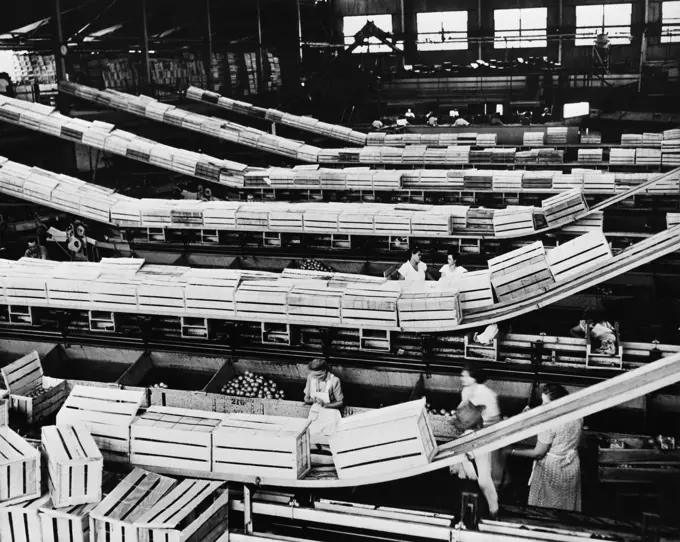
[575,4,632,46]
[417,11,468,51]
[662,1,680,43]
[494,8,548,49]
[343,15,395,54]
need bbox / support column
[402,0,417,64]
[638,0,649,92]
[141,0,152,89]
[255,0,265,94]
[477,0,483,59]
[244,484,254,535]
[557,0,563,64]
[295,0,303,64]
[206,0,214,88]
[53,0,68,113]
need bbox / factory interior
[0,0,680,540]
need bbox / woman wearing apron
[509,384,583,511]
[304,359,344,463]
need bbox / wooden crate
[286,282,344,325]
[398,287,462,331]
[42,425,103,508]
[0,427,41,503]
[341,283,400,329]
[135,479,229,542]
[492,207,536,237]
[213,414,311,479]
[465,208,495,233]
[0,494,51,542]
[488,242,555,302]
[183,269,239,318]
[130,406,227,471]
[455,270,495,311]
[234,280,290,320]
[329,399,436,479]
[546,231,613,283]
[40,500,99,542]
[89,468,177,542]
[541,188,588,226]
[56,386,144,463]
[1,351,67,425]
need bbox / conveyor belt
[126,353,680,487]
[0,156,678,241]
[2,223,680,333]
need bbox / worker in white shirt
[458,363,504,489]
[405,108,416,121]
[398,247,432,282]
[304,358,344,462]
[439,249,468,281]
[454,116,470,126]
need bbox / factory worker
[304,359,344,450]
[570,306,616,355]
[509,384,583,511]
[398,247,431,282]
[449,403,499,521]
[372,119,384,130]
[458,363,504,488]
[439,249,468,281]
[24,239,48,260]
[405,108,415,121]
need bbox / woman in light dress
[510,384,583,511]
[439,249,468,281]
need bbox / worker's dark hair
[409,246,422,257]
[308,358,328,372]
[463,362,487,384]
[542,383,569,401]
[447,248,461,261]
[583,305,607,323]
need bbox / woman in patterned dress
[509,384,583,511]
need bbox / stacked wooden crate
[0,495,51,541]
[578,148,603,163]
[488,242,555,302]
[546,127,567,145]
[40,498,100,542]
[546,230,613,282]
[1,351,67,425]
[635,147,662,165]
[398,286,462,331]
[89,468,177,542]
[56,386,144,462]
[213,414,311,479]
[329,399,436,479]
[621,133,643,146]
[642,132,663,147]
[523,132,545,146]
[580,132,602,144]
[0,427,41,504]
[662,129,680,165]
[129,406,228,471]
[184,268,239,318]
[42,425,103,507]
[610,148,636,164]
[541,188,588,226]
